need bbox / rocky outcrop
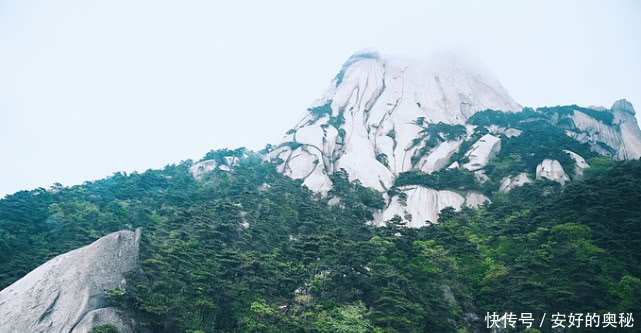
[503,128,522,138]
[564,150,590,179]
[485,125,522,138]
[0,230,141,333]
[462,134,501,171]
[373,186,490,228]
[71,308,135,333]
[373,186,465,228]
[464,192,491,208]
[611,100,641,159]
[560,100,641,160]
[190,155,241,179]
[612,99,635,115]
[536,159,569,184]
[416,140,463,174]
[189,159,219,178]
[499,173,533,192]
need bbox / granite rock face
[462,134,501,171]
[0,230,141,333]
[267,51,521,226]
[266,50,641,227]
[536,159,570,184]
[559,100,641,160]
[372,186,466,228]
[564,150,590,179]
[267,50,520,194]
[464,192,491,208]
[416,140,463,174]
[612,99,635,115]
[372,186,490,228]
[499,173,533,193]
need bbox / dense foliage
[1,150,640,332]
[410,121,467,166]
[460,108,600,192]
[485,119,597,182]
[394,108,600,195]
[394,169,481,192]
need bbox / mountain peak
[270,51,521,195]
[348,48,382,60]
[322,51,520,122]
[611,99,635,115]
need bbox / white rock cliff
[268,51,521,227]
[268,51,521,194]
[536,159,570,184]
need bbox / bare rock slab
[0,229,141,333]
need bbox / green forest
[1,148,640,332]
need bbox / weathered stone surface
[462,134,501,171]
[0,230,141,333]
[373,186,491,228]
[561,100,641,160]
[72,308,135,333]
[416,140,463,174]
[536,159,569,184]
[265,51,641,230]
[464,192,491,208]
[485,125,522,138]
[373,186,465,228]
[564,150,590,179]
[268,51,520,193]
[612,98,635,115]
[499,173,533,192]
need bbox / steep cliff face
[552,100,641,160]
[0,230,141,333]
[372,186,490,228]
[268,51,521,194]
[267,51,641,227]
[536,159,570,184]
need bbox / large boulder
[536,159,569,184]
[563,150,590,179]
[462,134,501,171]
[416,140,463,174]
[499,173,533,192]
[0,230,141,333]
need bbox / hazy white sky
[1,0,640,197]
